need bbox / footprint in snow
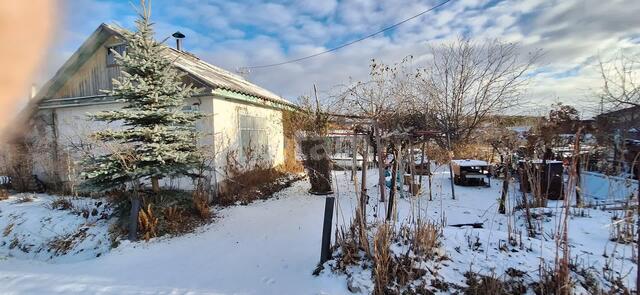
[261,277,276,285]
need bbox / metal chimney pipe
[172,31,185,51]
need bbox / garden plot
[0,167,636,294]
[326,166,637,294]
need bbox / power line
[243,0,453,70]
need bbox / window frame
[238,113,270,163]
[106,43,126,67]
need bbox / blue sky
[41,0,640,116]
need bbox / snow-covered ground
[0,194,112,262]
[0,166,637,294]
[0,183,351,295]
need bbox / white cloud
[40,0,640,118]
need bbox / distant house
[21,23,296,196]
[595,105,640,177]
[596,105,640,140]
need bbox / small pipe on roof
[172,31,185,51]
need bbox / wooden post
[320,196,335,264]
[409,141,417,196]
[636,162,639,294]
[419,142,425,186]
[375,122,386,202]
[398,143,405,199]
[575,154,582,207]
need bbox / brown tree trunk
[128,180,141,241]
[499,157,510,214]
[375,122,386,202]
[351,130,357,181]
[151,177,160,193]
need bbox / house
[595,105,640,177]
[18,23,297,197]
[596,105,640,140]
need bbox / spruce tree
[83,0,202,240]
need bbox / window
[106,44,126,66]
[239,114,269,163]
[179,103,201,134]
[181,103,200,113]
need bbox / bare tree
[339,58,415,202]
[416,38,539,150]
[598,51,640,109]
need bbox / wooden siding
[52,36,123,99]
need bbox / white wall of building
[211,96,285,176]
[38,94,285,193]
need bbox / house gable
[34,23,294,111]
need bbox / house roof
[451,159,488,167]
[102,24,294,107]
[35,23,294,109]
[597,105,640,118]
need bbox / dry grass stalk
[3,223,14,237]
[373,223,393,295]
[334,224,361,270]
[0,189,8,200]
[163,205,183,233]
[412,219,441,258]
[48,228,89,256]
[138,204,158,241]
[193,189,210,220]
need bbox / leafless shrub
[192,188,210,220]
[0,143,34,192]
[49,197,74,210]
[216,166,289,206]
[333,221,363,271]
[163,205,183,234]
[15,194,34,203]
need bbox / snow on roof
[518,159,563,164]
[104,24,293,107]
[451,159,488,167]
[507,126,531,133]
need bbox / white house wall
[39,96,215,190]
[212,96,285,177]
[37,94,285,193]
